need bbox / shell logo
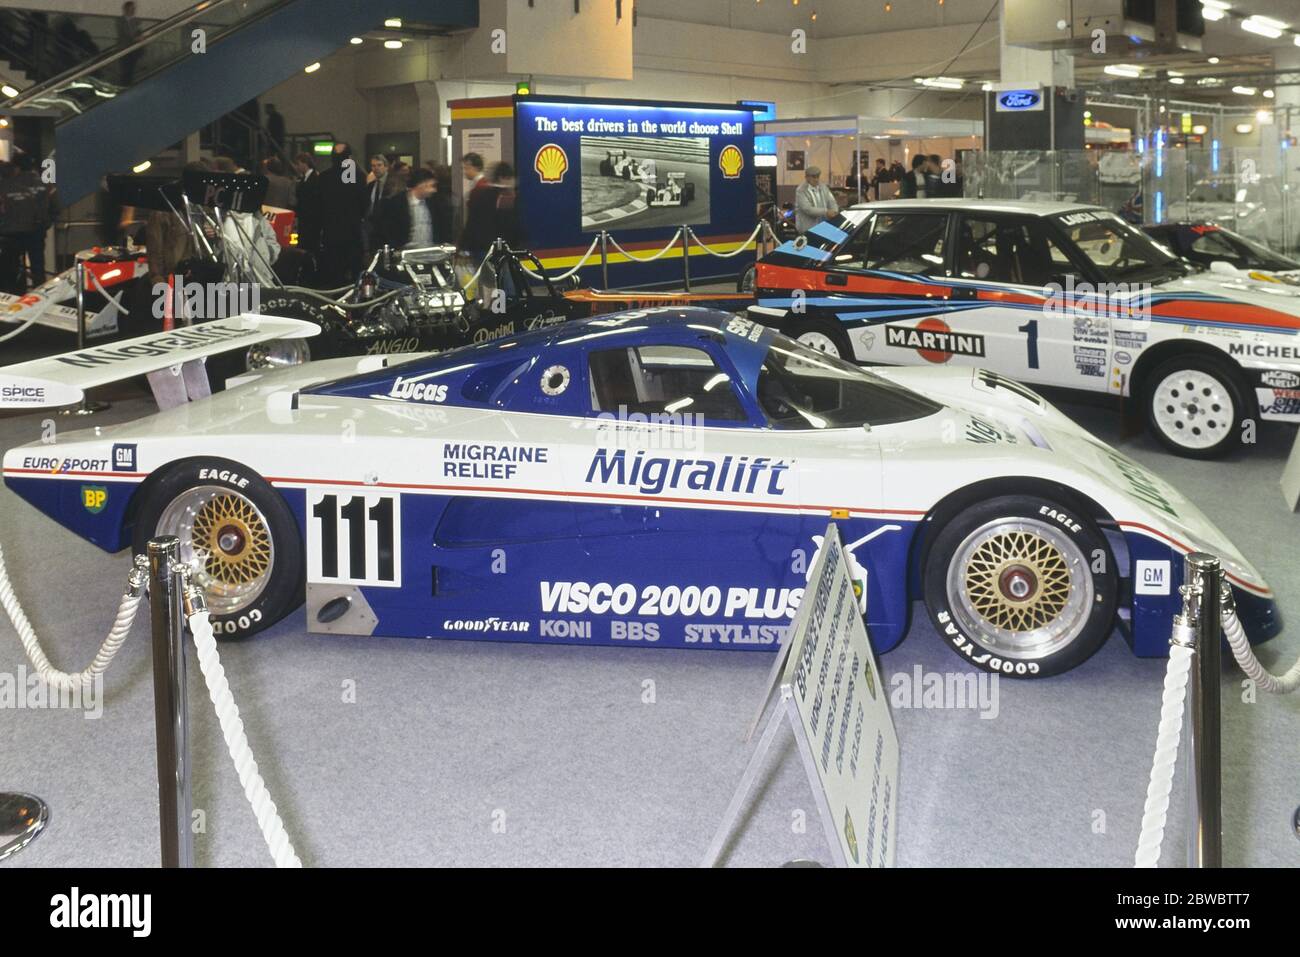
[719,144,744,179]
[534,143,569,184]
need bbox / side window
[862,213,947,275]
[957,216,1080,286]
[588,344,748,422]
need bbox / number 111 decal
[307,490,402,587]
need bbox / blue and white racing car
[0,309,1280,677]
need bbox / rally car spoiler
[0,315,318,410]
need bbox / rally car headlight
[246,338,311,371]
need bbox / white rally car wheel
[132,460,304,639]
[784,317,852,361]
[1143,355,1249,459]
[923,496,1117,678]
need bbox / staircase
[1,0,478,203]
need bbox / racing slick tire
[922,495,1117,678]
[783,316,852,361]
[737,263,757,294]
[599,158,614,176]
[1141,354,1253,459]
[132,459,304,640]
[683,182,696,203]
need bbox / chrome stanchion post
[1183,552,1223,868]
[681,226,691,292]
[600,231,609,289]
[149,536,193,868]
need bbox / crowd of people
[793,152,964,234]
[284,145,521,287]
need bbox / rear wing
[0,314,318,409]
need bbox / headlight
[246,338,311,371]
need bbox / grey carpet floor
[1,389,1297,868]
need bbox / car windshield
[756,337,942,430]
[1055,211,1188,283]
[1220,228,1300,270]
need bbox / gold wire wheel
[946,517,1093,660]
[157,485,276,616]
[191,493,272,587]
[963,529,1071,633]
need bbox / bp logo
[534,143,569,184]
[81,485,108,513]
[719,144,744,179]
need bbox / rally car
[0,310,1279,678]
[748,199,1300,458]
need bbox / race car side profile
[748,199,1300,458]
[0,310,1279,678]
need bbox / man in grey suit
[794,166,838,234]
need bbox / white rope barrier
[687,222,765,258]
[517,236,601,281]
[1134,632,1195,868]
[0,533,144,692]
[88,270,130,317]
[1222,587,1300,694]
[0,314,42,343]
[187,606,302,868]
[1133,575,1299,868]
[606,229,684,264]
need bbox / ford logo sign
[998,90,1041,110]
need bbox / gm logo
[997,90,1042,111]
[1134,559,1171,596]
[112,443,137,472]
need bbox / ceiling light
[1241,16,1285,39]
[1235,123,1253,134]
[0,118,8,128]
[1167,70,1183,77]
[384,39,403,49]
[1104,64,1142,78]
[350,37,363,45]
[1193,124,1208,135]
[304,61,320,73]
[1263,89,1275,98]
[132,160,152,173]
[914,76,964,89]
[384,17,402,28]
[1197,76,1222,85]
[1200,1,1229,21]
[1170,76,1186,84]
[1208,56,1220,63]
[1232,85,1257,95]
[1256,109,1273,124]
[0,84,18,98]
